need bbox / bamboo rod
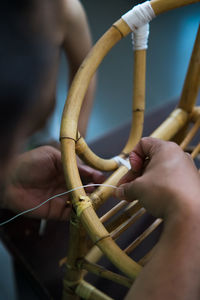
[122,49,146,155]
[61,139,86,204]
[77,259,132,288]
[178,25,200,113]
[100,200,127,224]
[180,118,200,149]
[85,245,103,264]
[91,166,128,210]
[106,201,142,234]
[150,0,199,16]
[60,19,130,141]
[191,143,200,159]
[76,136,119,171]
[75,280,113,300]
[191,106,200,122]
[138,247,156,266]
[62,213,86,300]
[81,206,141,279]
[84,205,144,268]
[151,108,189,140]
[124,219,162,255]
[111,208,146,240]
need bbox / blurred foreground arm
[116,137,200,300]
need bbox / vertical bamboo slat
[81,206,142,279]
[77,259,132,288]
[178,25,200,113]
[100,201,127,224]
[122,50,146,155]
[62,214,86,300]
[180,118,200,149]
[191,143,200,158]
[124,219,162,254]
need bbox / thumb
[115,178,143,202]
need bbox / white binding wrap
[113,156,131,170]
[122,1,155,50]
[132,24,150,50]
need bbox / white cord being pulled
[122,1,155,50]
[0,184,117,226]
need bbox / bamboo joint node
[133,108,145,112]
[95,234,111,245]
[59,135,82,143]
[112,24,124,38]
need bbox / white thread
[122,1,155,31]
[131,23,150,50]
[0,184,117,226]
[113,156,131,170]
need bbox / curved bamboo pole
[75,136,119,171]
[61,0,199,171]
[60,19,130,142]
[150,0,199,15]
[61,1,200,296]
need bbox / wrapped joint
[122,1,155,30]
[122,1,155,50]
[75,196,92,217]
[131,24,150,50]
[113,156,131,169]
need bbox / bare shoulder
[58,0,86,26]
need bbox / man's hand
[115,138,200,300]
[2,146,104,220]
[116,137,200,219]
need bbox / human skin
[29,0,96,137]
[115,137,200,300]
[0,0,100,217]
[2,146,104,220]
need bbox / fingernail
[115,187,124,199]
